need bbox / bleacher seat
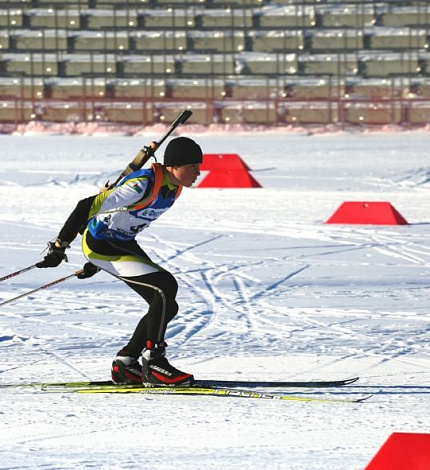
[408,102,430,124]
[308,29,364,52]
[1,52,58,76]
[140,9,193,29]
[102,102,147,124]
[316,5,375,28]
[132,31,186,52]
[409,78,430,98]
[225,78,282,99]
[299,53,358,76]
[36,0,88,5]
[210,0,264,6]
[25,9,81,30]
[345,78,407,99]
[278,101,338,124]
[72,31,129,52]
[216,101,276,125]
[13,30,68,51]
[249,30,304,53]
[418,53,430,76]
[0,30,9,50]
[234,52,297,75]
[196,9,253,28]
[188,31,245,53]
[141,0,190,5]
[256,5,315,28]
[215,103,240,124]
[152,102,208,124]
[283,77,343,99]
[94,0,136,5]
[380,5,430,27]
[0,8,23,28]
[61,53,117,77]
[0,77,44,99]
[109,78,165,99]
[122,54,176,76]
[179,53,234,75]
[165,78,225,99]
[36,101,86,122]
[367,27,427,50]
[85,10,138,29]
[0,100,33,123]
[46,77,107,99]
[243,103,277,124]
[360,51,420,77]
[343,102,402,124]
[0,0,31,4]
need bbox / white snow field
[0,131,429,469]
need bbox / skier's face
[170,163,201,187]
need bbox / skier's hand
[77,262,100,279]
[36,241,68,268]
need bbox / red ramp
[201,154,250,171]
[366,433,430,470]
[326,201,408,225]
[198,169,261,188]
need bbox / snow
[0,131,429,469]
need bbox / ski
[68,385,372,403]
[0,376,359,389]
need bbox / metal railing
[2,94,430,128]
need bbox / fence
[2,74,430,128]
[3,96,430,128]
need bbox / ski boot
[111,355,142,384]
[142,341,194,387]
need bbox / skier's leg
[82,230,192,385]
[117,270,179,357]
[116,271,193,386]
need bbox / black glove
[36,241,68,268]
[77,262,101,279]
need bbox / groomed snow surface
[0,131,429,469]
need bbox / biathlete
[36,137,203,386]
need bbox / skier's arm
[36,195,96,268]
[37,175,150,269]
[58,195,97,244]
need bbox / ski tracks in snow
[1,214,429,379]
[143,220,430,375]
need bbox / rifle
[103,109,192,191]
[0,111,193,293]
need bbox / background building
[1,0,430,127]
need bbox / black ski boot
[111,355,142,384]
[142,341,194,387]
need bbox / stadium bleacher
[0,0,429,126]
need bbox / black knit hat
[163,137,203,167]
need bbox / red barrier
[198,153,261,188]
[326,201,408,225]
[201,154,251,171]
[366,433,430,470]
[197,169,262,188]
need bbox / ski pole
[0,264,39,283]
[0,269,84,308]
[104,109,193,191]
